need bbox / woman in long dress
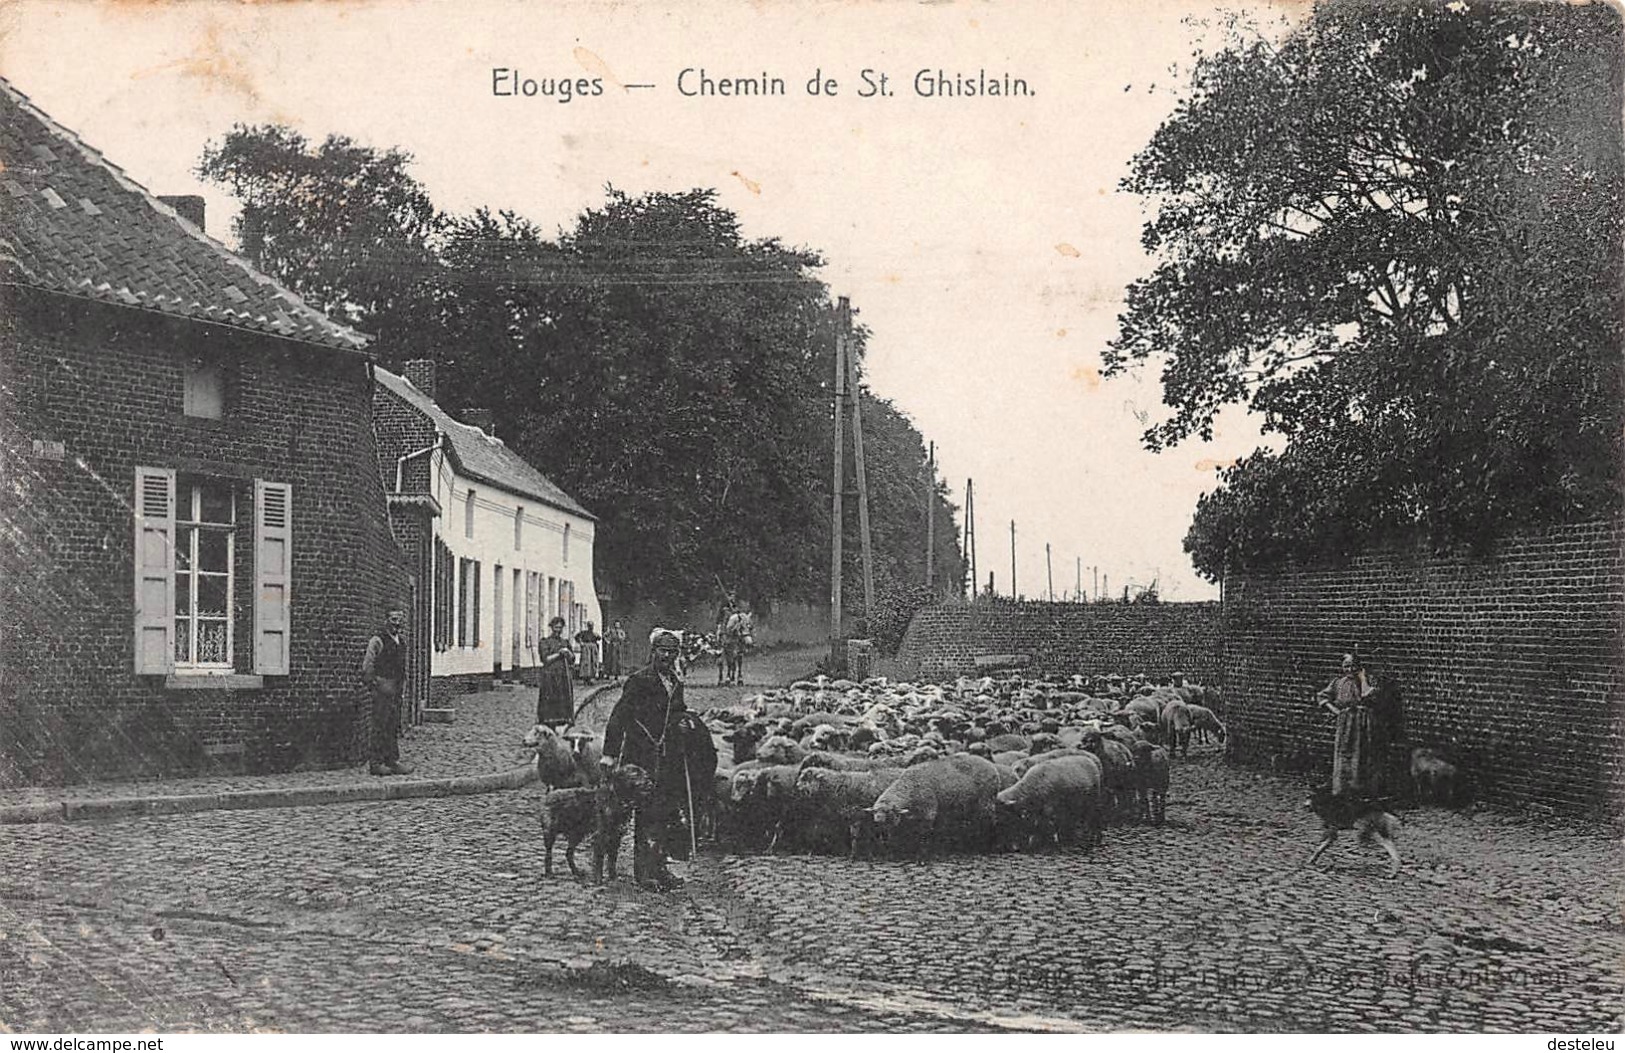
[1316,653,1389,797]
[574,622,602,682]
[537,616,575,727]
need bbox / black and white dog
[1305,784,1402,879]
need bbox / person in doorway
[536,615,576,729]
[602,629,691,892]
[360,606,413,777]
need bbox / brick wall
[1221,520,1625,818]
[0,289,410,785]
[890,599,1223,684]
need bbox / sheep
[722,720,773,765]
[868,754,1002,858]
[524,724,603,790]
[754,735,809,767]
[1187,704,1227,745]
[1159,700,1194,759]
[793,765,904,857]
[1124,696,1162,727]
[984,732,1030,753]
[1081,732,1138,822]
[994,753,1106,850]
[798,751,899,772]
[1131,741,1170,824]
[1411,747,1461,806]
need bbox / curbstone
[0,801,65,824]
[1,682,595,825]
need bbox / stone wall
[890,599,1223,684]
[1221,519,1625,817]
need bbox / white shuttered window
[254,480,292,675]
[133,467,177,674]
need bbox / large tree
[196,126,446,361]
[198,131,963,609]
[1107,0,1624,579]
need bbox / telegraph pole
[843,308,876,627]
[1046,543,1054,602]
[1010,520,1017,600]
[1075,557,1082,602]
[924,442,935,591]
[964,479,977,597]
[830,299,847,643]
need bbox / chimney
[159,195,206,231]
[402,359,437,399]
[461,409,494,436]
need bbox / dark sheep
[793,766,904,857]
[1131,741,1170,824]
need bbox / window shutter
[133,467,176,674]
[254,480,293,675]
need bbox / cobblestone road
[2,652,1618,1033]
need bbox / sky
[0,0,1299,602]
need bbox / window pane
[197,575,228,618]
[176,527,193,571]
[198,529,230,572]
[196,620,228,664]
[199,484,233,525]
[175,618,191,662]
[175,575,191,615]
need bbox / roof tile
[0,77,369,355]
[375,367,595,521]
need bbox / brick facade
[0,289,411,785]
[889,599,1223,684]
[1220,519,1625,818]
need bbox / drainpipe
[395,432,445,493]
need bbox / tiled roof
[0,78,369,354]
[375,367,595,521]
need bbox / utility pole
[964,479,977,598]
[1093,566,1099,603]
[1009,520,1017,600]
[830,299,846,644]
[924,442,935,591]
[1075,557,1082,603]
[1103,573,1109,603]
[1046,543,1054,602]
[843,303,876,628]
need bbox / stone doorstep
[0,764,539,825]
[422,707,456,724]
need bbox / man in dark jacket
[360,606,413,776]
[602,628,691,890]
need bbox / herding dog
[540,762,654,883]
[1304,784,1402,879]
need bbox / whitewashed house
[373,361,600,708]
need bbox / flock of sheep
[697,672,1225,858]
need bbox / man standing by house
[602,628,691,891]
[360,606,413,777]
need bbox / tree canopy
[198,132,963,610]
[1106,0,1624,580]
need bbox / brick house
[373,361,600,712]
[0,78,410,785]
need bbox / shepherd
[603,628,694,891]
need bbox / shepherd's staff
[683,752,699,860]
